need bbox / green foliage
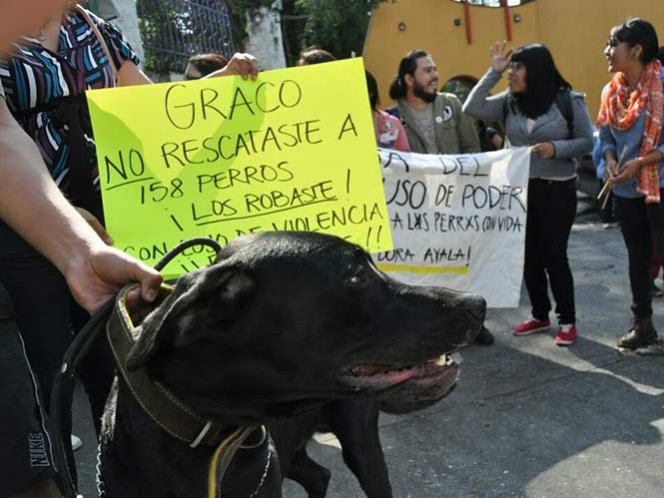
[227,0,392,64]
[293,0,390,60]
[137,0,392,73]
[227,0,272,10]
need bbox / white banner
[374,147,531,308]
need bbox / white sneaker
[71,434,83,452]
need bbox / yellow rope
[208,428,244,498]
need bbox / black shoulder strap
[386,106,400,120]
[555,91,574,138]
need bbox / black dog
[271,399,392,498]
[271,368,466,497]
[99,232,485,498]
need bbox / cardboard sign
[87,59,392,276]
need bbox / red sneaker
[513,318,550,336]
[554,324,577,346]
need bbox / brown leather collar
[107,284,243,448]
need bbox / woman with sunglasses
[463,42,593,346]
[598,18,664,351]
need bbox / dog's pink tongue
[351,365,418,384]
[382,369,418,384]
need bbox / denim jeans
[523,178,578,324]
[616,189,664,319]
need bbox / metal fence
[136,0,236,74]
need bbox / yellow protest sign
[86,58,392,276]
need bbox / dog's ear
[170,266,255,349]
[126,265,255,370]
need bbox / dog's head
[125,232,485,424]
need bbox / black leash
[51,238,222,498]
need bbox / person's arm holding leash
[0,99,162,314]
[0,5,259,317]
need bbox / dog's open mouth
[341,354,459,390]
[341,354,461,414]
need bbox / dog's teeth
[436,355,447,366]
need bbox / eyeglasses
[508,61,525,71]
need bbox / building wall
[364,0,664,118]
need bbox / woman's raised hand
[490,41,512,73]
[204,53,259,81]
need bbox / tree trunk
[244,1,287,70]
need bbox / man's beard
[413,80,437,103]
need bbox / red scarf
[597,60,663,204]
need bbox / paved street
[74,199,664,497]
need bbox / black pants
[524,178,577,324]
[616,190,664,319]
[0,222,114,435]
[0,284,57,496]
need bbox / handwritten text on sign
[375,147,531,308]
[86,59,392,275]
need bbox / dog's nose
[465,295,487,322]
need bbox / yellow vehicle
[363,0,664,118]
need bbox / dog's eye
[349,271,366,286]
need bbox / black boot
[617,316,659,350]
[475,326,495,346]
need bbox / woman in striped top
[0,3,259,491]
[0,2,155,469]
[0,3,148,221]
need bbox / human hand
[205,53,259,81]
[604,157,618,182]
[609,158,642,185]
[65,245,163,314]
[490,133,504,150]
[75,207,112,245]
[490,41,512,73]
[532,142,556,159]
